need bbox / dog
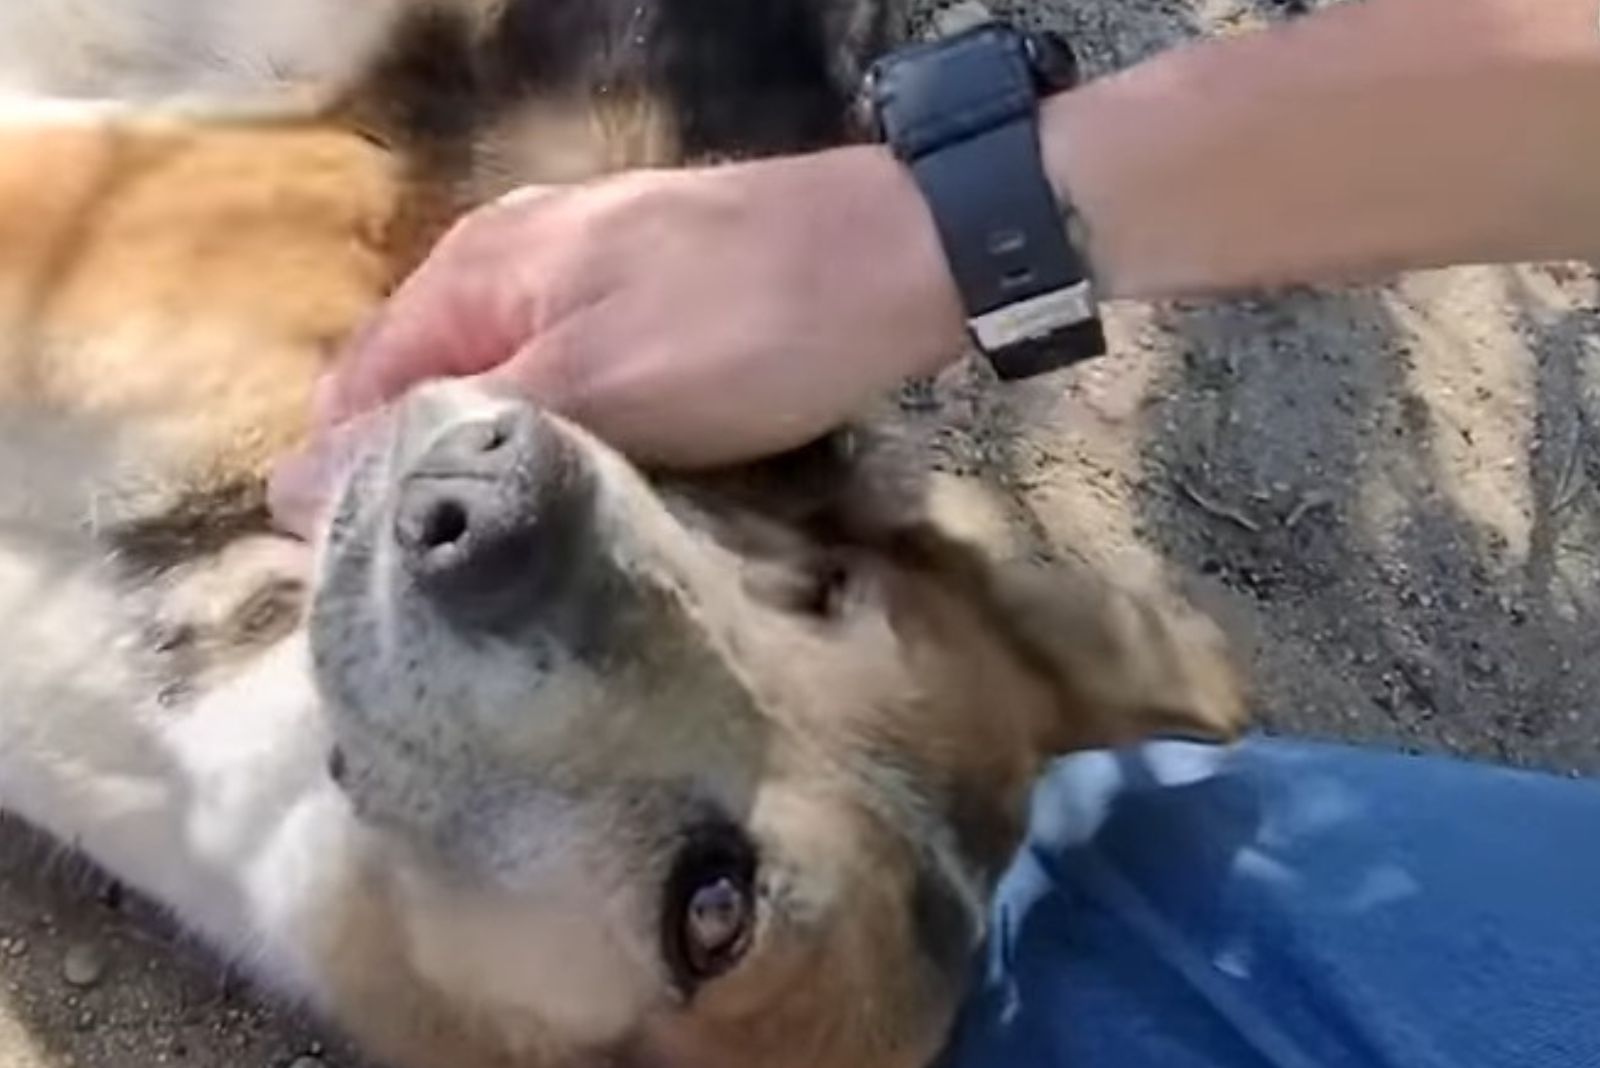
[0,3,1248,1067]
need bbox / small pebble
[289,1057,327,1068]
[63,942,108,988]
[6,937,28,958]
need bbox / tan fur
[0,113,404,517]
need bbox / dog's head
[307,378,1245,1068]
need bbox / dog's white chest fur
[0,539,333,993]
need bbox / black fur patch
[109,481,274,576]
[489,0,648,93]
[647,0,864,157]
[942,780,1028,882]
[346,7,484,156]
[354,0,895,164]
[911,858,978,980]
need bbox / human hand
[267,144,967,537]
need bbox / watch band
[864,22,1105,380]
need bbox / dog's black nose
[394,407,592,628]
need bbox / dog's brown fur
[0,5,1248,1068]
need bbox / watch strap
[867,23,1104,380]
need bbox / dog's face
[308,379,1244,1068]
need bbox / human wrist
[849,21,1119,383]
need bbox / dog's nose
[393,407,592,628]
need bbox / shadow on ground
[1127,269,1600,772]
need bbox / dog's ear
[738,426,1250,754]
[673,418,1247,754]
[983,557,1250,755]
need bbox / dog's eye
[745,555,853,618]
[326,746,348,786]
[662,824,758,992]
[806,559,852,617]
[784,557,851,618]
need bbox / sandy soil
[4,0,1599,1065]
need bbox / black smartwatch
[859,20,1105,381]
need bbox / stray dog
[0,3,1248,1067]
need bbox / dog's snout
[394,476,502,559]
[392,408,592,628]
[419,410,517,471]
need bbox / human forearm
[1044,0,1600,299]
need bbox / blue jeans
[938,736,1600,1068]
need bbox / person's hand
[267,144,967,537]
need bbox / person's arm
[272,0,1600,532]
[1048,0,1600,299]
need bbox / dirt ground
[4,0,1599,1065]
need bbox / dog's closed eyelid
[741,556,856,619]
[812,559,856,617]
